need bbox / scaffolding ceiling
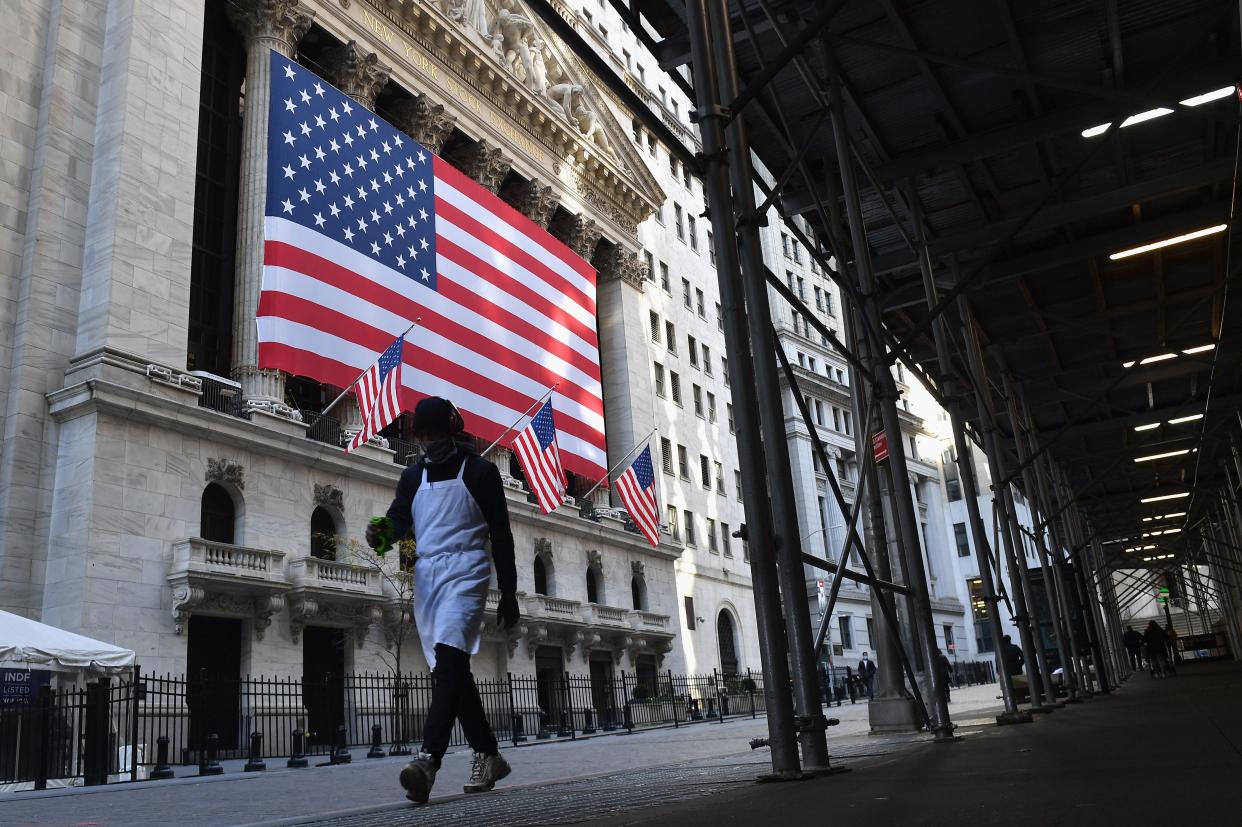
[618,0,1241,572]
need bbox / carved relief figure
[574,104,614,156]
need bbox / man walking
[368,397,520,804]
[1122,625,1144,671]
[858,651,877,699]
[1001,634,1025,677]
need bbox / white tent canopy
[0,610,135,672]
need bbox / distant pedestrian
[845,666,857,703]
[858,651,877,699]
[1144,621,1170,678]
[1122,625,1144,671]
[934,647,952,708]
[1164,623,1181,672]
[1001,634,1025,677]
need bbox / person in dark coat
[858,651,877,699]
[1144,621,1170,677]
[1122,625,1144,671]
[934,647,952,708]
[1001,634,1025,677]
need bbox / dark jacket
[1002,641,1025,676]
[384,450,517,593]
[1122,629,1143,652]
[859,658,877,678]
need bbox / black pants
[422,644,498,764]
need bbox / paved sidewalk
[0,683,1008,827]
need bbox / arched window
[200,483,236,544]
[586,567,600,604]
[310,507,337,561]
[631,576,647,611]
[717,610,739,675]
[534,556,549,596]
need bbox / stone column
[228,0,314,409]
[512,179,559,228]
[458,139,512,194]
[322,42,392,442]
[594,243,651,509]
[389,93,457,155]
[551,214,602,261]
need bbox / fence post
[31,683,51,791]
[129,665,142,783]
[331,724,351,764]
[621,671,633,732]
[288,728,308,768]
[200,733,223,776]
[507,672,524,745]
[245,732,266,772]
[152,735,174,780]
[668,670,679,728]
[83,679,109,786]
[559,672,574,739]
[368,723,385,758]
[748,668,757,719]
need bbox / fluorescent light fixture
[1134,449,1191,463]
[1162,511,1187,519]
[1141,492,1190,503]
[1140,353,1178,365]
[1180,86,1235,107]
[1121,107,1174,127]
[1182,344,1216,355]
[1109,224,1228,260]
[1134,422,1161,432]
[1167,414,1203,425]
[1081,122,1112,138]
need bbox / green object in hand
[370,516,394,557]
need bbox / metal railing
[1,667,770,788]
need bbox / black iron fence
[820,659,997,705]
[1,667,770,789]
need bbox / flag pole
[480,382,559,456]
[578,428,658,503]
[316,318,420,422]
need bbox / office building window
[708,232,716,266]
[685,510,696,546]
[644,250,655,282]
[707,518,718,552]
[688,215,697,250]
[670,371,681,404]
[660,261,670,292]
[734,470,743,501]
[688,335,698,366]
[707,392,717,423]
[682,277,692,308]
[693,384,704,417]
[649,311,660,342]
[653,363,665,397]
[722,357,730,385]
[838,616,854,649]
[667,505,679,540]
[702,344,711,373]
[696,288,705,317]
[727,403,735,433]
[781,232,790,258]
[661,438,674,475]
[675,204,685,239]
[700,454,710,489]
[678,444,690,479]
[666,322,676,353]
[721,522,732,556]
[715,460,724,493]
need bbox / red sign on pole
[872,431,889,463]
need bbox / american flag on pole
[615,445,660,546]
[512,399,566,514]
[346,334,406,453]
[257,52,607,478]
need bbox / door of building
[588,651,615,727]
[303,627,346,750]
[186,615,242,753]
[534,646,565,731]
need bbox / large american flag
[512,399,566,514]
[615,445,660,546]
[347,333,405,453]
[259,52,607,479]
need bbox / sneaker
[399,752,437,804]
[463,751,511,793]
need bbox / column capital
[595,245,646,289]
[390,94,457,155]
[458,140,512,194]
[227,0,313,55]
[512,179,559,228]
[551,213,602,261]
[324,41,391,109]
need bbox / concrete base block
[996,710,1034,725]
[1030,705,1055,714]
[867,696,921,733]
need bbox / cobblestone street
[0,685,1006,827]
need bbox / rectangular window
[722,357,730,386]
[825,292,835,315]
[721,522,732,556]
[814,399,823,426]
[832,407,841,431]
[734,470,743,501]
[670,155,678,176]
[670,371,681,404]
[943,624,955,650]
[688,215,698,250]
[808,356,817,373]
[688,335,698,366]
[638,65,647,85]
[684,595,695,629]
[707,392,717,423]
[649,311,660,342]
[814,286,823,311]
[797,352,805,368]
[708,232,716,266]
[715,301,722,327]
[693,384,703,417]
[702,344,712,373]
[653,363,665,397]
[781,233,790,258]
[797,277,805,301]
[660,261,670,292]
[655,203,664,225]
[742,538,750,563]
[644,250,655,282]
[623,49,632,70]
[953,522,971,557]
[792,244,801,264]
[727,403,735,433]
[675,204,685,240]
[678,444,689,479]
[666,322,676,353]
[661,438,673,475]
[695,288,705,317]
[647,131,656,156]
[700,454,710,488]
[683,166,691,189]
[843,411,852,435]
[714,460,724,493]
[682,277,692,308]
[668,505,679,541]
[909,435,919,460]
[867,617,875,646]
[685,510,696,546]
[838,616,854,650]
[707,518,718,552]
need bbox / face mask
[423,438,458,465]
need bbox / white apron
[411,457,491,669]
